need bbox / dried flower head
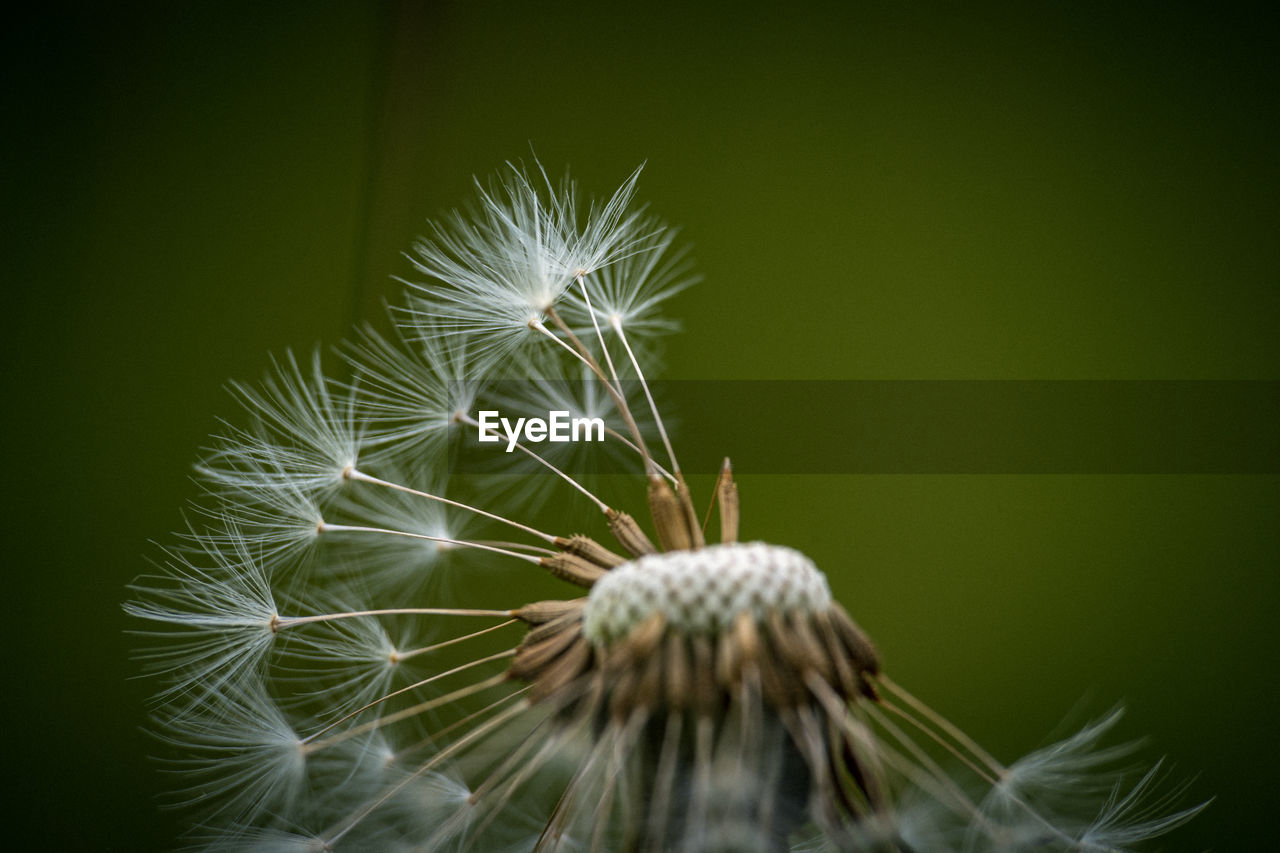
[127,161,1206,851]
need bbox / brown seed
[674,474,706,549]
[517,599,587,625]
[539,553,608,588]
[716,457,740,544]
[812,608,864,700]
[528,636,592,703]
[828,605,880,677]
[520,611,583,648]
[648,476,693,552]
[510,620,581,681]
[691,634,717,716]
[606,509,657,557]
[555,534,626,569]
[663,633,692,710]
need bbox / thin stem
[858,700,987,820]
[398,683,534,766]
[701,459,727,534]
[612,316,680,475]
[303,650,517,749]
[879,699,999,786]
[875,674,1006,777]
[544,305,656,476]
[323,672,513,756]
[575,275,624,391]
[275,607,514,631]
[530,304,672,482]
[324,697,532,847]
[457,710,572,844]
[542,707,620,845]
[459,412,611,512]
[591,708,647,853]
[872,678,1084,846]
[395,619,520,663]
[603,425,676,482]
[347,467,557,544]
[466,540,557,556]
[861,693,1078,847]
[806,674,984,826]
[571,273,642,474]
[531,317,602,374]
[800,674,882,815]
[318,522,541,564]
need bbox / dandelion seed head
[583,542,832,643]
[128,158,1204,852]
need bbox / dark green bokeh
[7,2,1276,849]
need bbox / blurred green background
[7,1,1277,849]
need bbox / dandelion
[397,160,654,372]
[128,161,1206,851]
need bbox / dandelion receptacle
[126,161,1204,851]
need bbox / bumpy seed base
[582,542,832,644]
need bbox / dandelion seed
[152,678,308,825]
[561,220,697,342]
[339,322,477,474]
[184,484,326,576]
[319,475,474,594]
[126,533,280,705]
[199,349,361,500]
[128,160,1204,851]
[399,161,653,372]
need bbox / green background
[7,2,1277,849]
